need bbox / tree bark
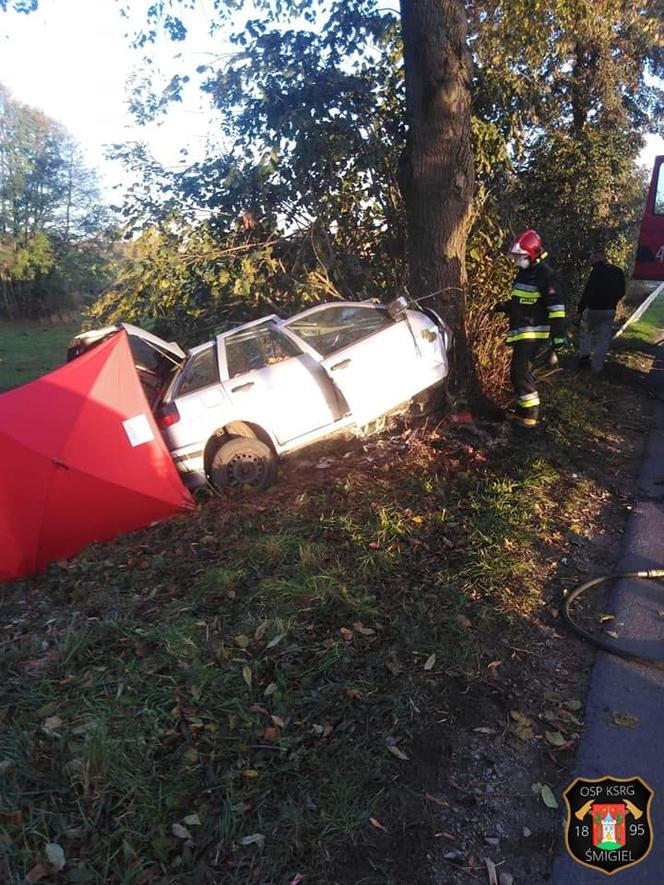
[398,0,475,390]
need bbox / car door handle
[231,381,255,392]
[330,359,351,370]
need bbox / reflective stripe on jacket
[503,259,565,346]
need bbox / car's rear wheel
[209,436,278,492]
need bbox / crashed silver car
[68,299,452,491]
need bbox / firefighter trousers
[510,339,543,426]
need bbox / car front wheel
[209,436,278,492]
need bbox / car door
[219,320,344,445]
[283,304,431,426]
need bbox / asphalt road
[551,346,664,884]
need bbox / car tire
[209,436,278,492]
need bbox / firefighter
[495,229,566,430]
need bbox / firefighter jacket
[498,258,566,346]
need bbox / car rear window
[129,336,169,374]
[176,346,220,396]
[285,305,393,356]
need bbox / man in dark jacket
[578,252,625,373]
[495,229,566,430]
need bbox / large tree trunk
[398,0,475,390]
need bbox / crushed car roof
[70,323,185,361]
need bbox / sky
[0,0,225,199]
[1,0,663,205]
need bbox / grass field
[0,319,81,392]
[0,308,659,883]
[618,283,664,346]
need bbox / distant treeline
[0,84,118,319]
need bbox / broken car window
[285,305,393,357]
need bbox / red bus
[634,154,664,280]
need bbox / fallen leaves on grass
[510,710,535,741]
[23,653,57,674]
[531,782,558,809]
[353,622,376,636]
[425,793,449,808]
[239,833,265,847]
[485,857,499,885]
[45,844,65,872]
[25,864,49,883]
[25,845,66,883]
[0,362,649,885]
[387,745,409,761]
[42,715,63,733]
[172,823,192,840]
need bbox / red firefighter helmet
[509,229,544,261]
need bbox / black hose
[562,570,664,669]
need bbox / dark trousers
[510,340,543,425]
